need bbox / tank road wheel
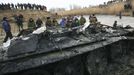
[20,69,50,75]
[54,57,84,75]
[85,50,108,75]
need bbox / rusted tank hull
[1,37,134,75]
[0,25,134,75]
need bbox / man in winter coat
[2,17,13,43]
[60,18,66,28]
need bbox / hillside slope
[0,10,51,22]
[58,1,134,16]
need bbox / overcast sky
[1,0,110,10]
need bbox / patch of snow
[32,26,46,34]
[105,28,115,33]
[81,24,89,31]
[11,37,18,41]
[1,37,18,49]
[22,37,30,40]
[3,39,11,48]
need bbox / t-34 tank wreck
[0,24,134,75]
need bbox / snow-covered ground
[32,26,46,34]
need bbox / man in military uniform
[52,18,58,26]
[89,14,98,25]
[36,18,43,28]
[45,17,52,27]
[79,15,86,25]
[16,14,24,32]
[89,14,98,33]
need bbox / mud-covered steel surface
[8,34,39,57]
[85,40,134,75]
[0,25,133,75]
[0,37,125,74]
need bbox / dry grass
[58,2,131,16]
[0,10,51,22]
[132,0,134,9]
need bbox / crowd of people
[124,3,132,10]
[0,3,47,11]
[1,14,99,43]
[58,15,86,28]
[58,15,98,28]
[2,13,131,43]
